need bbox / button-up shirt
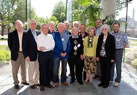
[37,32,55,52]
[95,27,102,37]
[31,29,37,41]
[17,31,23,51]
[111,31,128,49]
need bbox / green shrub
[131,59,137,68]
[0,49,10,61]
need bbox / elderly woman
[96,24,115,88]
[83,26,98,84]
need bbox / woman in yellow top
[83,26,98,83]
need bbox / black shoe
[30,85,36,89]
[98,83,104,87]
[40,86,45,91]
[35,84,40,86]
[14,85,19,89]
[103,84,109,88]
[70,79,75,84]
[93,75,99,79]
[21,82,29,85]
[78,81,83,85]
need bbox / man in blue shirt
[111,22,128,87]
[53,23,71,87]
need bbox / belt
[116,48,123,50]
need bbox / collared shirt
[37,32,55,52]
[72,35,79,38]
[17,31,23,51]
[111,31,128,49]
[60,31,69,51]
[31,29,37,41]
[95,27,101,37]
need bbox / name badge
[62,38,64,41]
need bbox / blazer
[23,29,40,61]
[53,32,71,59]
[96,33,115,60]
[8,30,26,61]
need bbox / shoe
[47,84,54,88]
[93,75,99,79]
[78,81,83,85]
[103,84,109,88]
[35,84,40,86]
[40,86,45,91]
[62,82,68,86]
[98,83,104,87]
[21,82,29,85]
[113,82,119,87]
[14,85,19,89]
[30,85,36,89]
[70,80,75,84]
[54,82,59,87]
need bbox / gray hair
[41,24,49,28]
[57,23,65,28]
[64,21,70,24]
[29,19,37,25]
[49,21,55,25]
[73,21,79,26]
[87,26,96,33]
[101,24,110,32]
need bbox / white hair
[49,21,55,25]
[15,20,23,27]
[64,21,70,24]
[57,23,65,28]
[29,19,37,25]
[73,21,79,26]
[101,24,110,32]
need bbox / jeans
[53,57,67,83]
[111,49,123,83]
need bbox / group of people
[8,18,128,91]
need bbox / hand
[96,57,99,61]
[26,56,30,62]
[80,55,84,60]
[61,52,66,57]
[39,46,46,51]
[93,56,96,60]
[111,59,115,63]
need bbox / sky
[31,0,137,20]
[31,0,66,18]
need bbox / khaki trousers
[27,60,39,86]
[11,52,27,85]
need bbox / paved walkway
[0,63,137,95]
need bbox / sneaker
[113,82,119,87]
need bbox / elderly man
[111,22,128,87]
[53,23,71,87]
[48,21,56,37]
[68,27,83,84]
[23,20,40,89]
[64,21,71,36]
[37,24,55,91]
[73,21,79,28]
[8,20,28,89]
[93,18,102,80]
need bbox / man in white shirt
[37,24,55,91]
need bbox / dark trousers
[100,57,112,85]
[38,51,53,86]
[82,60,86,80]
[68,56,83,82]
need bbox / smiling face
[49,22,55,32]
[80,24,86,33]
[58,24,64,33]
[113,23,120,33]
[72,27,78,37]
[41,24,49,35]
[88,29,95,37]
[30,20,37,31]
[15,21,23,32]
[96,19,102,28]
[102,27,109,35]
